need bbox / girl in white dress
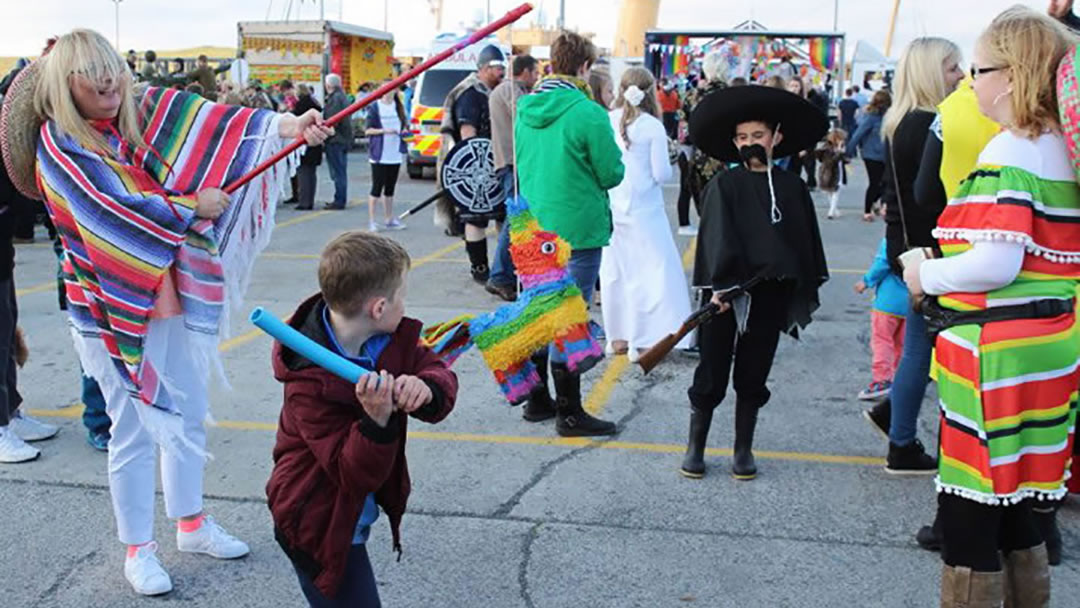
[600,67,693,362]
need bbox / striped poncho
[36,87,294,422]
[930,131,1080,505]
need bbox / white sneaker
[124,542,173,596]
[677,225,698,236]
[11,412,59,442]
[368,221,381,232]
[0,426,40,463]
[177,515,250,559]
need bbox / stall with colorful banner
[238,20,394,99]
[644,25,845,100]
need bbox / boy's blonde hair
[825,128,847,148]
[978,5,1077,138]
[33,29,144,157]
[882,37,961,141]
[319,232,411,317]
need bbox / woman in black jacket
[293,85,324,210]
[865,37,964,473]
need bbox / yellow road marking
[29,403,84,419]
[23,404,884,466]
[275,210,330,228]
[583,356,630,416]
[411,240,466,266]
[682,238,696,269]
[15,281,54,298]
[217,326,267,353]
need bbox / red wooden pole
[224,2,534,194]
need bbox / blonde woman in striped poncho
[29,30,332,597]
[902,8,1079,606]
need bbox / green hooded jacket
[514,88,625,250]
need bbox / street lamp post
[111,0,123,50]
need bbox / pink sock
[127,542,150,558]
[178,514,205,534]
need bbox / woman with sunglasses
[15,29,332,596]
[903,7,1079,604]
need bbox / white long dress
[600,109,693,352]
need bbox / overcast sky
[0,0,1063,61]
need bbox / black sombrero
[689,85,829,163]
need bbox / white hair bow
[624,85,645,107]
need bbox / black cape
[691,166,829,337]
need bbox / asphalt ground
[3,151,1079,608]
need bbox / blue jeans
[888,303,933,445]
[489,168,517,287]
[324,143,349,208]
[549,247,602,364]
[294,543,381,607]
[81,372,110,436]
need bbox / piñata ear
[1057,43,1080,183]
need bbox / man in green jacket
[514,32,625,437]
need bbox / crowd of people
[3,3,1080,606]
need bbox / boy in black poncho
[680,86,830,481]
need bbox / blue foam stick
[249,307,372,383]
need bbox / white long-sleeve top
[919,240,1026,295]
[607,108,672,216]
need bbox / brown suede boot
[1002,545,1050,608]
[940,565,1004,607]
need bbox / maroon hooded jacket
[266,293,457,597]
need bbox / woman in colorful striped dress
[27,30,332,596]
[902,8,1078,605]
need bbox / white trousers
[98,317,208,545]
[827,189,842,216]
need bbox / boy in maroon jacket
[266,232,457,606]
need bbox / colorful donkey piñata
[422,196,603,404]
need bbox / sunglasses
[970,65,1005,80]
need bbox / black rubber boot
[1034,504,1063,566]
[916,509,944,552]
[679,406,714,479]
[522,352,556,422]
[552,363,617,437]
[466,239,490,283]
[732,400,759,480]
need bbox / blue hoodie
[846,112,885,162]
[863,238,909,317]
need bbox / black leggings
[863,159,885,214]
[370,163,401,198]
[939,493,1042,572]
[677,152,698,227]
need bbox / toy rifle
[637,276,764,374]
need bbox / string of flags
[646,36,840,75]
